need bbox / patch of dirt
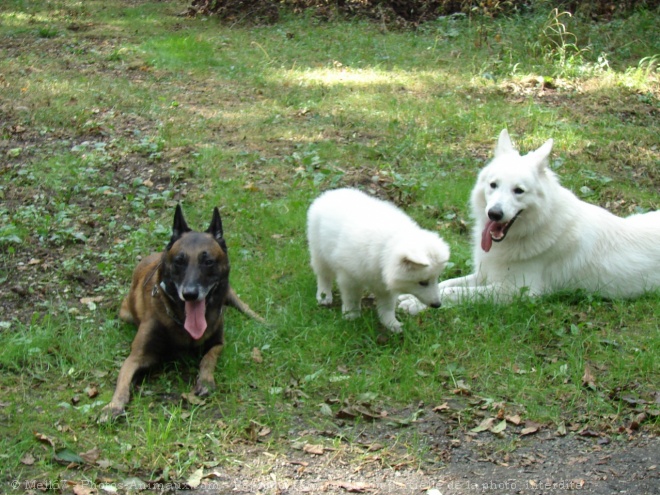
[191,414,660,494]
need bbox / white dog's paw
[317,292,333,306]
[397,294,427,315]
[387,320,403,334]
[342,309,361,320]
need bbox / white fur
[307,188,450,332]
[400,129,660,313]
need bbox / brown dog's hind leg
[225,287,267,324]
[194,344,224,397]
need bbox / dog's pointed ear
[206,207,225,245]
[530,138,554,173]
[167,204,191,250]
[494,129,515,157]
[401,253,430,270]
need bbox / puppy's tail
[226,287,267,325]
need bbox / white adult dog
[307,188,450,332]
[400,129,660,312]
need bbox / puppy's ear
[494,129,515,157]
[206,207,226,249]
[530,138,553,174]
[401,253,430,270]
[167,204,191,250]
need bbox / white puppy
[307,188,450,332]
[400,129,660,312]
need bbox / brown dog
[99,205,265,422]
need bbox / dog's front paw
[194,379,216,397]
[97,403,126,424]
[342,309,361,320]
[317,293,333,306]
[387,320,403,334]
[397,294,427,315]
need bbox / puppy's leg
[311,259,335,306]
[194,344,224,397]
[375,293,402,333]
[98,323,158,423]
[336,272,361,319]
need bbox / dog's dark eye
[173,254,187,267]
[203,258,215,267]
[513,187,525,194]
[490,182,497,189]
[419,280,430,287]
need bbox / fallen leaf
[79,447,101,464]
[251,347,263,363]
[471,417,496,433]
[121,478,147,491]
[433,402,450,412]
[85,386,99,398]
[34,431,56,448]
[80,296,104,305]
[324,481,375,492]
[505,414,521,425]
[491,419,507,434]
[73,484,96,495]
[20,453,35,465]
[181,392,207,406]
[629,412,648,430]
[582,365,596,389]
[54,447,84,465]
[303,443,324,455]
[452,379,471,395]
[556,422,567,436]
[319,403,333,416]
[258,426,271,437]
[186,468,204,489]
[521,422,541,436]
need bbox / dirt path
[189,419,658,494]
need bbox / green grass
[1,0,659,489]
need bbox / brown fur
[99,206,265,422]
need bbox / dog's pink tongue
[184,300,207,340]
[481,221,495,252]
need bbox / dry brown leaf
[505,414,522,425]
[80,296,104,305]
[433,402,450,412]
[79,447,101,464]
[73,485,96,495]
[251,347,263,363]
[20,453,35,465]
[521,426,538,435]
[181,392,206,406]
[303,443,324,455]
[85,386,99,398]
[186,468,204,489]
[324,481,375,492]
[34,431,56,448]
[582,365,596,389]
